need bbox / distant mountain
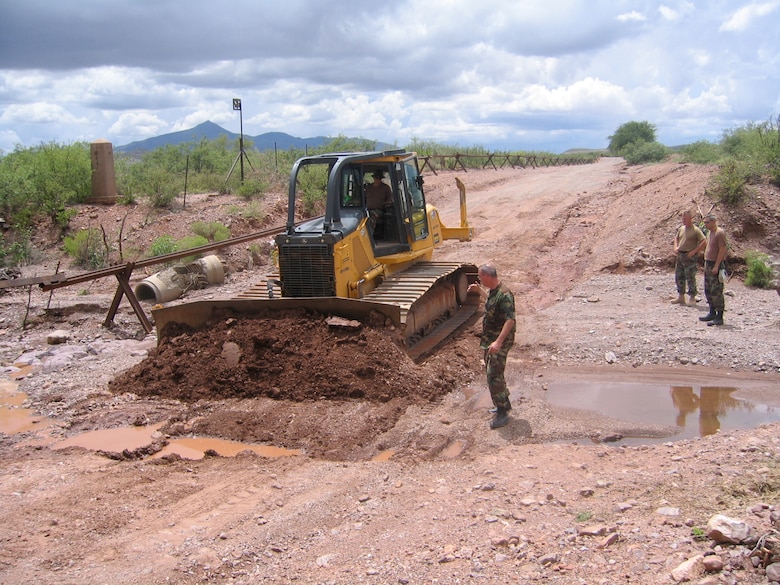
[116,121,330,154]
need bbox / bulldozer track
[362,261,475,323]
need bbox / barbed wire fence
[417,152,600,175]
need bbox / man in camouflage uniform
[672,211,705,305]
[693,214,728,326]
[467,264,516,429]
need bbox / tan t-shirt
[676,225,705,252]
[704,228,727,262]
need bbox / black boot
[699,308,716,322]
[490,409,510,429]
[707,310,724,326]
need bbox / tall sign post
[225,98,254,186]
[233,98,244,182]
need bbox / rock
[766,562,780,582]
[706,514,757,544]
[657,507,681,517]
[220,341,241,367]
[701,555,723,572]
[46,330,70,345]
[670,554,704,582]
[326,316,361,328]
[597,533,619,549]
[605,351,617,363]
[578,525,607,537]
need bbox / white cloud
[0,102,88,125]
[658,1,695,21]
[108,112,169,140]
[720,1,780,32]
[617,11,646,22]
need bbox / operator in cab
[365,170,393,233]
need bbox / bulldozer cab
[287,150,430,255]
[362,160,430,250]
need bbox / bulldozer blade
[151,297,402,343]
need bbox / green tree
[608,121,657,154]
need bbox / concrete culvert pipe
[198,255,225,284]
[135,255,225,304]
[135,269,185,303]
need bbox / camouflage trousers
[703,262,725,312]
[675,253,698,296]
[484,350,511,411]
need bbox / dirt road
[1,157,779,584]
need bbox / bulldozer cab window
[403,161,429,241]
[340,169,362,207]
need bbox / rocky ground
[1,157,779,584]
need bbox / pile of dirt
[111,309,443,403]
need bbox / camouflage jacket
[481,283,516,350]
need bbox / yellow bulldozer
[152,149,478,359]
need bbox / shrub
[228,201,266,222]
[0,142,91,231]
[191,221,231,242]
[621,141,668,165]
[0,231,34,267]
[175,235,209,264]
[236,177,266,199]
[679,140,722,164]
[744,250,774,288]
[63,228,108,269]
[709,159,749,205]
[144,167,180,208]
[148,235,177,258]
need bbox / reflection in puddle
[548,382,780,443]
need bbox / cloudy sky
[1,0,778,154]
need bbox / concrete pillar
[90,139,118,204]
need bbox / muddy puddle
[547,381,780,444]
[52,427,301,460]
[0,380,51,435]
[1,379,299,460]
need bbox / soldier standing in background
[672,210,705,306]
[693,214,728,326]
